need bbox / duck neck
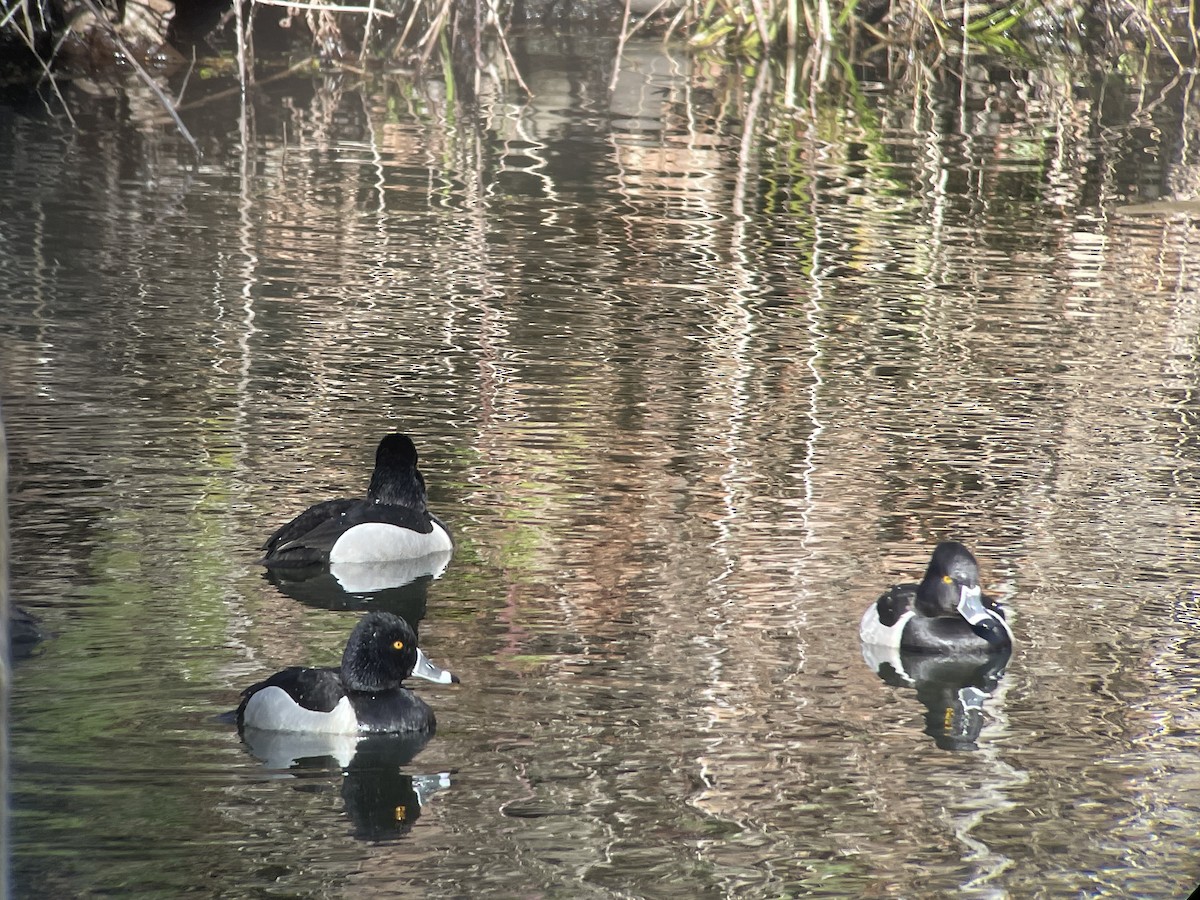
[341,646,404,693]
[914,578,945,617]
[367,469,427,509]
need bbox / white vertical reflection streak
[914,67,1025,894]
[361,95,388,273]
[919,72,951,353]
[235,103,259,444]
[476,95,595,664]
[498,105,562,227]
[800,144,826,562]
[947,676,1025,899]
[692,63,764,848]
[693,64,820,886]
[222,88,261,675]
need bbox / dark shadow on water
[263,551,452,629]
[240,729,451,842]
[9,606,45,662]
[340,735,452,842]
[862,642,1011,752]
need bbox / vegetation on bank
[0,0,1194,153]
[2,0,1196,78]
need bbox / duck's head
[341,610,458,692]
[366,434,427,508]
[917,541,1007,647]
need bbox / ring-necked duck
[10,605,44,646]
[261,434,453,567]
[859,541,1012,654]
[237,611,458,734]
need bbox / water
[4,35,1200,897]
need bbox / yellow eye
[393,640,405,650]
[942,575,954,584]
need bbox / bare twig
[486,0,531,95]
[661,3,690,44]
[177,56,315,110]
[747,0,771,51]
[235,0,248,89]
[396,0,424,49]
[609,0,633,93]
[360,0,378,60]
[1129,3,1181,69]
[77,0,199,154]
[11,6,76,125]
[177,46,197,107]
[0,2,25,28]
[416,0,453,66]
[250,0,394,16]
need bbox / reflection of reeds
[0,0,1192,150]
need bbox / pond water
[3,33,1200,898]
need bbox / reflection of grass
[8,510,249,893]
[1,0,1190,162]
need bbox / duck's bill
[412,647,460,684]
[957,585,1007,646]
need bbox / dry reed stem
[487,0,532,95]
[76,0,199,153]
[8,12,76,124]
[251,0,394,17]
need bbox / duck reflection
[862,642,1011,751]
[9,605,46,661]
[240,729,452,841]
[340,734,452,842]
[263,550,452,622]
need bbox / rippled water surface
[4,36,1200,898]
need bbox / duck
[10,605,45,653]
[860,541,1012,654]
[237,611,458,734]
[260,434,453,567]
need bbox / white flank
[330,521,454,563]
[242,687,360,734]
[859,605,915,648]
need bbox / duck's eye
[392,640,405,650]
[942,575,954,584]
